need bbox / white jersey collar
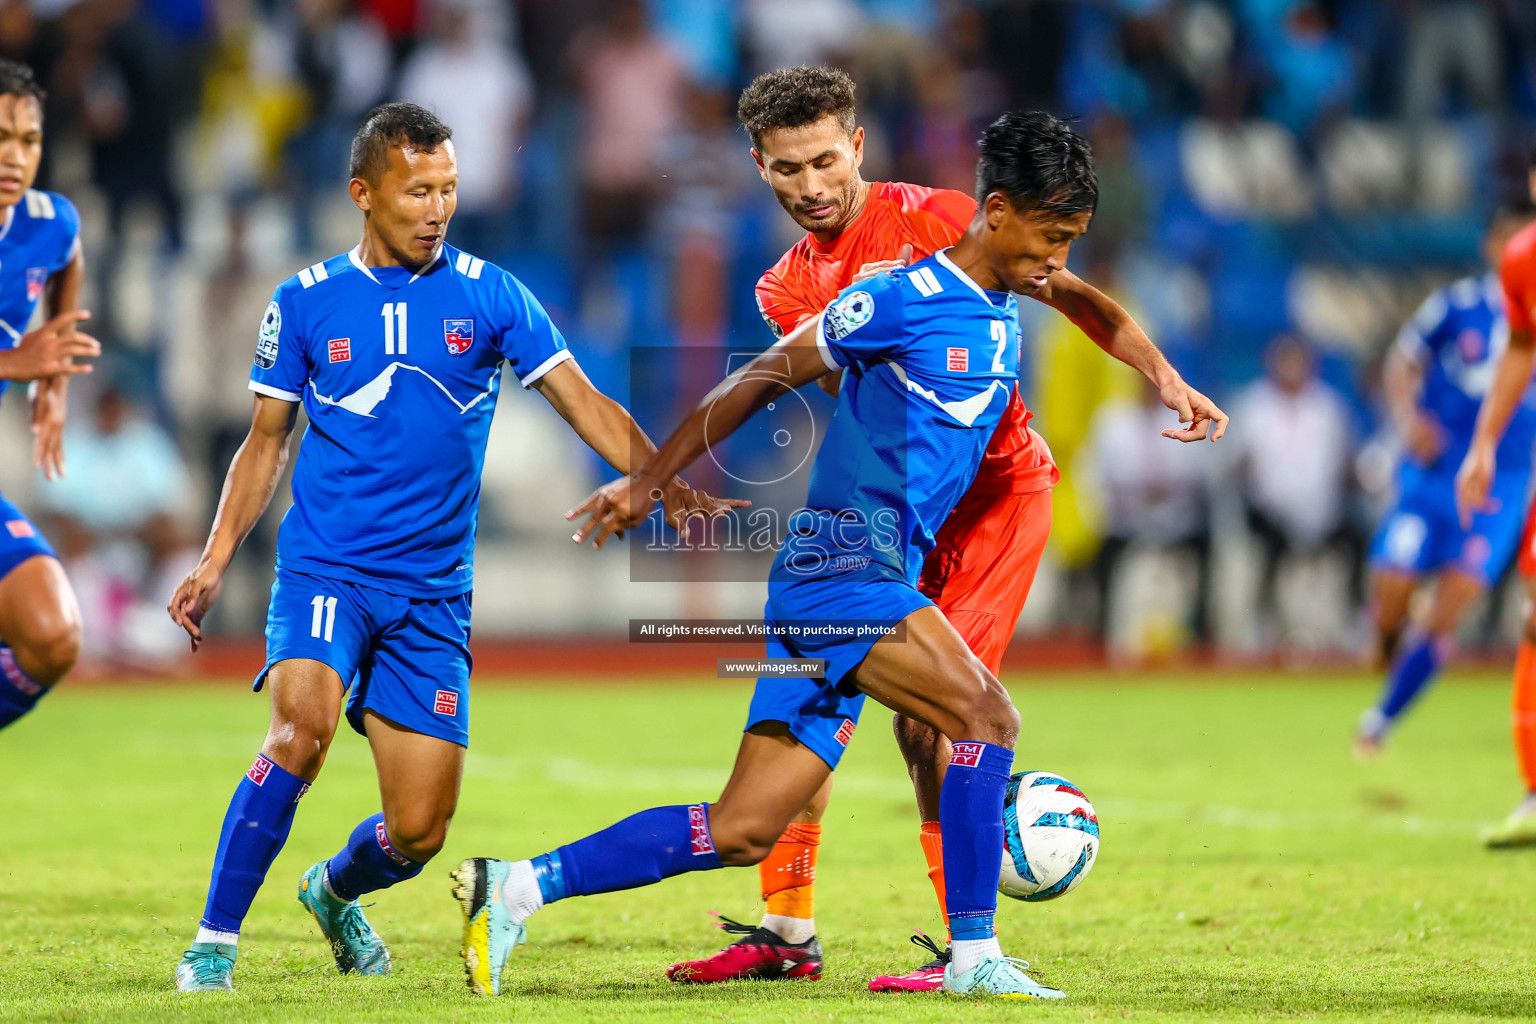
[934,248,1001,306]
[348,243,444,285]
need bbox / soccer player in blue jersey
[0,60,103,734]
[166,102,740,993]
[1355,204,1536,756]
[453,111,1227,1000]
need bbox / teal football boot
[451,857,527,996]
[297,860,392,975]
[944,956,1066,999]
[174,942,236,992]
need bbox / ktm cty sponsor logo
[950,742,985,767]
[247,754,273,785]
[375,822,412,866]
[688,803,715,856]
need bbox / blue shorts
[255,568,473,747]
[744,561,932,771]
[1370,464,1531,587]
[0,493,55,579]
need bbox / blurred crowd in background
[0,0,1531,666]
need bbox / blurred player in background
[0,60,102,735]
[1355,203,1536,757]
[667,66,1211,993]
[452,111,1226,1002]
[1457,140,1536,847]
[167,102,738,993]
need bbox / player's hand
[1157,379,1229,442]
[10,310,99,380]
[29,375,67,480]
[1404,413,1446,464]
[850,243,914,284]
[168,558,226,652]
[1455,442,1497,530]
[567,473,665,549]
[658,478,752,541]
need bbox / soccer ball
[998,770,1099,902]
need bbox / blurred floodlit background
[0,0,1532,670]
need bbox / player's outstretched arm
[0,309,98,383]
[1458,325,1535,527]
[532,359,750,538]
[29,244,86,479]
[1030,269,1227,443]
[568,321,833,548]
[167,394,299,651]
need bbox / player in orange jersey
[1457,143,1536,848]
[663,68,1224,990]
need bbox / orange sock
[761,822,820,919]
[919,821,949,939]
[1513,641,1536,792]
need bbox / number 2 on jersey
[990,320,1008,373]
[382,302,408,355]
[310,595,337,642]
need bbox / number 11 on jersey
[382,302,408,355]
[310,595,337,642]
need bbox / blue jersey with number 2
[782,249,1020,584]
[249,245,571,597]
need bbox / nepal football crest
[444,318,474,356]
[25,267,46,303]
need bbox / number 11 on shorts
[310,595,337,642]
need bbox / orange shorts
[918,488,1053,676]
[1518,499,1536,578]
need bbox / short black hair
[0,60,44,106]
[975,111,1097,217]
[349,102,452,185]
[737,66,856,150]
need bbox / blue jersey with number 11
[250,244,571,597]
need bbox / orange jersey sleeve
[754,257,819,339]
[1502,221,1536,333]
[880,181,977,259]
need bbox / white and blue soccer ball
[999,770,1100,902]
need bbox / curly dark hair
[0,60,44,106]
[737,66,856,150]
[350,102,453,185]
[975,111,1097,216]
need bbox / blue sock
[0,645,47,729]
[200,754,310,934]
[530,803,723,903]
[1374,633,1445,728]
[326,813,425,902]
[942,741,1013,941]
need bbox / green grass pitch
[3,670,1536,1023]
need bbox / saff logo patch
[255,301,281,369]
[328,338,351,363]
[444,319,474,356]
[434,689,458,716]
[25,267,46,302]
[947,347,969,372]
[823,290,873,340]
